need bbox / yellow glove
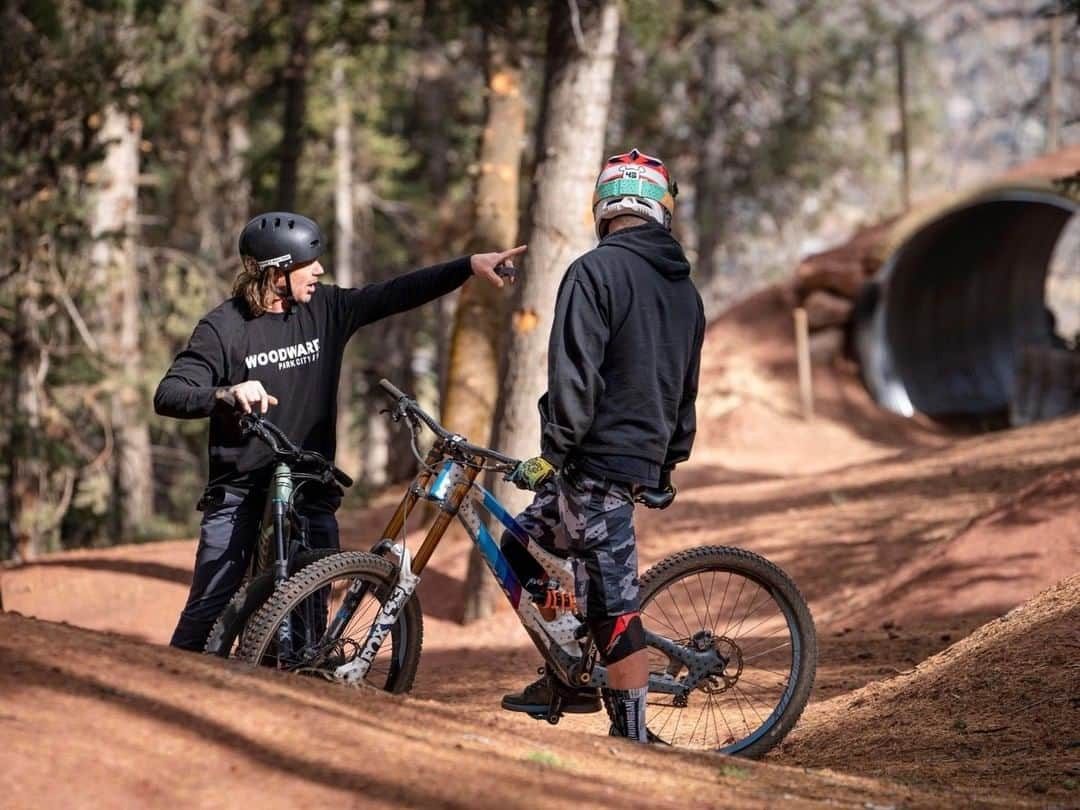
[508,456,556,491]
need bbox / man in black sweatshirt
[501,150,705,742]
[155,211,522,651]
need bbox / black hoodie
[539,222,705,486]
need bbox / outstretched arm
[336,246,525,335]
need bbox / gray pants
[170,488,339,651]
[502,467,640,618]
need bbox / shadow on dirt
[14,558,193,586]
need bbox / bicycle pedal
[525,709,562,725]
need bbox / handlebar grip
[379,378,408,402]
[332,467,353,488]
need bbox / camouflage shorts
[513,467,639,617]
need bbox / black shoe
[501,671,601,715]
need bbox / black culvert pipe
[854,188,1078,422]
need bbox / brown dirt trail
[2,286,1078,807]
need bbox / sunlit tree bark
[90,105,152,539]
[479,0,619,617]
[452,34,527,623]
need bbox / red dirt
[2,282,1078,808]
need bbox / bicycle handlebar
[378,378,520,469]
[378,379,676,505]
[238,413,353,488]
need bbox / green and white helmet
[592,148,678,239]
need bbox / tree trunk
[413,0,453,193]
[90,105,152,540]
[199,3,251,276]
[169,0,250,280]
[276,0,313,211]
[1047,12,1062,153]
[8,282,48,561]
[477,0,619,619]
[695,26,727,286]
[454,35,527,623]
[332,55,362,477]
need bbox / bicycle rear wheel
[638,546,816,758]
[237,551,423,693]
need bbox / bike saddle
[635,486,676,510]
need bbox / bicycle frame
[250,462,319,660]
[332,440,716,699]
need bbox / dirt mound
[0,612,950,809]
[779,576,1080,804]
[695,285,945,477]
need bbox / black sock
[605,686,648,742]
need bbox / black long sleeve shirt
[154,257,472,491]
[539,223,705,486]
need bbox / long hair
[232,257,279,317]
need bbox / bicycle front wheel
[204,549,338,658]
[237,551,423,693]
[638,546,817,758]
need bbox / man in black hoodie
[501,150,705,742]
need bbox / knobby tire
[634,545,817,759]
[236,551,423,694]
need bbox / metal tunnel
[854,186,1079,423]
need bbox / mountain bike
[236,380,817,757]
[202,411,354,658]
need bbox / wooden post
[795,308,814,420]
[895,30,911,212]
[1048,12,1062,153]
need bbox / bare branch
[43,469,77,534]
[567,0,587,53]
[48,249,99,354]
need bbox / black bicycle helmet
[238,212,323,272]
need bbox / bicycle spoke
[640,556,809,755]
[681,574,706,629]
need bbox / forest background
[2,0,1075,620]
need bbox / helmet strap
[282,266,296,304]
[270,266,296,308]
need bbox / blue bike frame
[337,449,704,699]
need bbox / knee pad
[589,611,645,665]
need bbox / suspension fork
[269,463,296,657]
[270,463,294,584]
[333,459,481,684]
[325,443,443,643]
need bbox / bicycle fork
[332,544,419,684]
[270,464,296,660]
